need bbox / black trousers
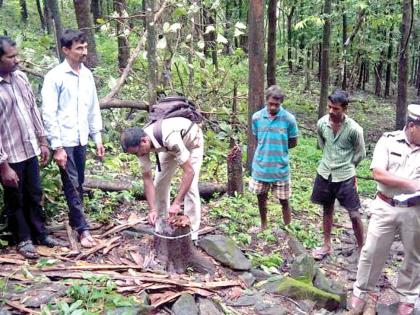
[2,156,47,243]
[60,145,88,233]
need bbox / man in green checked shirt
[311,90,366,260]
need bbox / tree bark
[417,57,420,96]
[341,8,347,90]
[83,177,227,200]
[20,0,28,23]
[304,48,311,91]
[145,0,158,106]
[73,0,99,68]
[114,0,130,69]
[384,30,393,98]
[91,0,102,25]
[227,84,243,196]
[286,6,295,73]
[318,0,332,119]
[396,0,413,130]
[266,0,278,86]
[375,59,384,96]
[247,0,265,171]
[154,219,214,274]
[374,62,383,96]
[45,0,65,61]
[36,0,46,31]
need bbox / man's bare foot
[80,230,97,248]
[249,225,267,233]
[282,207,291,225]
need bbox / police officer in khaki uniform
[347,104,420,315]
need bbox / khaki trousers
[353,197,420,304]
[154,131,204,240]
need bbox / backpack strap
[153,119,163,172]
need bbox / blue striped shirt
[251,107,298,182]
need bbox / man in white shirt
[121,117,204,240]
[42,29,104,248]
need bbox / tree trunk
[374,60,383,96]
[73,0,99,68]
[114,0,130,69]
[266,0,278,86]
[287,7,295,73]
[395,0,412,130]
[91,0,102,25]
[154,218,214,274]
[304,48,311,91]
[227,84,243,196]
[36,0,46,31]
[417,57,420,96]
[145,0,158,106]
[45,0,65,61]
[20,0,28,23]
[247,0,265,172]
[318,0,332,119]
[318,42,322,80]
[384,31,393,98]
[341,8,347,90]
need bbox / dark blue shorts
[311,174,361,212]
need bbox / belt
[377,192,415,208]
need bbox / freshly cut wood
[0,257,27,265]
[154,217,215,274]
[38,263,142,272]
[5,299,40,314]
[75,236,121,259]
[84,177,226,200]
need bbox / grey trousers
[353,197,420,304]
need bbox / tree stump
[154,216,215,274]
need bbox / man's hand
[0,163,19,188]
[53,148,67,169]
[411,180,420,192]
[148,210,158,225]
[39,145,50,166]
[168,202,181,217]
[96,143,105,160]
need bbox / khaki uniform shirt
[370,129,420,197]
[139,117,203,172]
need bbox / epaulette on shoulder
[383,131,397,138]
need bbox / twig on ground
[4,300,40,314]
[75,236,121,260]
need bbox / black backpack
[147,96,203,171]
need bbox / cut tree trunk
[154,217,214,274]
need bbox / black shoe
[38,235,68,248]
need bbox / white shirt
[41,60,102,149]
[139,117,203,172]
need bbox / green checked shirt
[316,114,366,182]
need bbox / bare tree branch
[99,99,149,110]
[344,8,367,47]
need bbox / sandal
[79,230,97,248]
[17,240,39,259]
[312,247,333,261]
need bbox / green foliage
[250,252,284,268]
[48,273,139,314]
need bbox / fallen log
[99,99,149,110]
[83,178,226,200]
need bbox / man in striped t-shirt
[249,85,298,230]
[311,90,366,260]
